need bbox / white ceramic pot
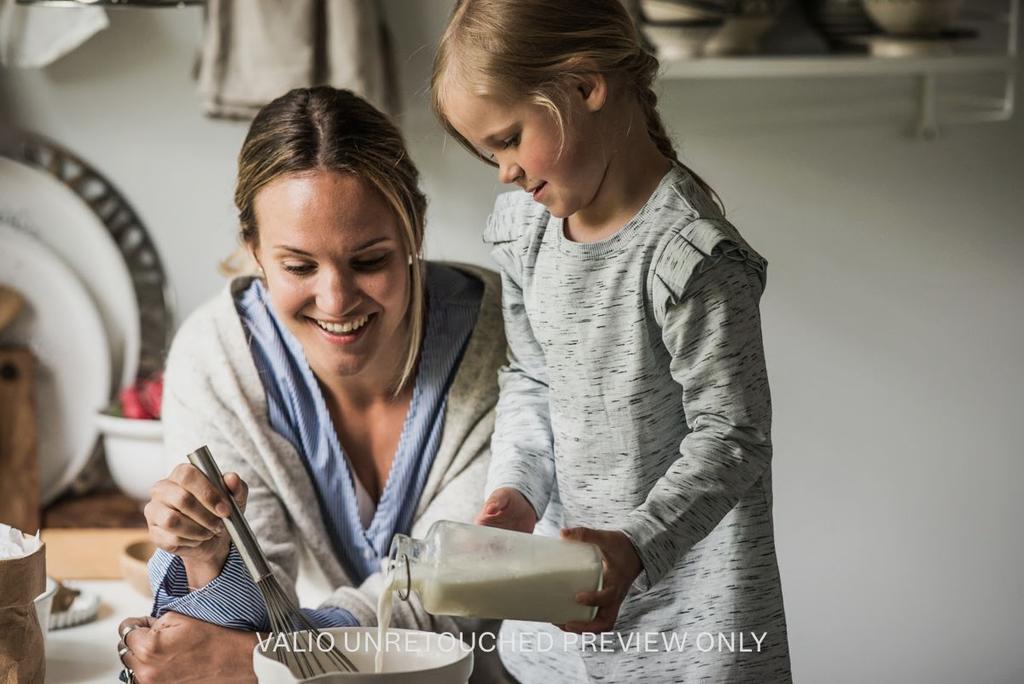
[253,628,473,683]
[33,576,57,633]
[95,413,166,501]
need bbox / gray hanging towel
[197,0,396,120]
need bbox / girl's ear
[577,72,608,113]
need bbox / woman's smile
[308,312,376,346]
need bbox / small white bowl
[704,14,779,56]
[96,413,166,501]
[33,576,57,633]
[863,0,962,36]
[643,20,724,59]
[253,627,473,683]
[640,0,723,22]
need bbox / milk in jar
[385,520,603,624]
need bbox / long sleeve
[148,546,358,630]
[483,267,557,519]
[479,193,558,520]
[623,237,773,590]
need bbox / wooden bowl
[120,540,156,597]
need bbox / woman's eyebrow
[353,236,392,251]
[274,236,393,256]
[275,245,314,256]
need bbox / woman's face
[251,170,411,388]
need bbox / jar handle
[397,553,412,601]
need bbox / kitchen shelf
[655,1,1019,138]
[660,54,1015,80]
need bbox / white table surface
[45,579,152,684]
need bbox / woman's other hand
[558,527,644,634]
[474,487,537,533]
[144,464,248,587]
[118,613,258,684]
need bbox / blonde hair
[233,86,427,395]
[431,0,720,206]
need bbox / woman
[116,87,509,683]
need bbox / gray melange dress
[482,166,792,683]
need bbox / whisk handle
[186,445,272,582]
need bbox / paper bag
[0,542,45,684]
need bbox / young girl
[432,1,791,682]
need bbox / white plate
[0,223,112,505]
[0,156,140,394]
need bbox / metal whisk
[187,446,358,677]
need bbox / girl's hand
[118,612,258,683]
[474,487,537,533]
[144,464,248,587]
[558,527,644,634]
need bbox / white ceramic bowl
[253,627,473,683]
[863,0,962,36]
[33,576,57,633]
[640,0,723,22]
[704,14,779,56]
[643,20,724,59]
[96,413,166,501]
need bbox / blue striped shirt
[149,263,482,630]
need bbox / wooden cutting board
[0,346,38,534]
[40,528,151,580]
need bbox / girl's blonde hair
[431,0,720,205]
[233,86,427,395]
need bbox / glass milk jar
[386,520,604,624]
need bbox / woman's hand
[474,487,537,533]
[118,612,258,683]
[558,527,644,634]
[144,464,248,587]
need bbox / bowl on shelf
[643,18,725,59]
[120,540,156,597]
[863,0,962,36]
[704,12,780,55]
[96,413,166,502]
[801,0,877,48]
[640,0,734,22]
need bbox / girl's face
[444,79,609,219]
[251,171,411,387]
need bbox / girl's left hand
[558,527,644,634]
[118,612,259,683]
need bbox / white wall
[4,4,1023,682]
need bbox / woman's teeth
[316,315,370,334]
